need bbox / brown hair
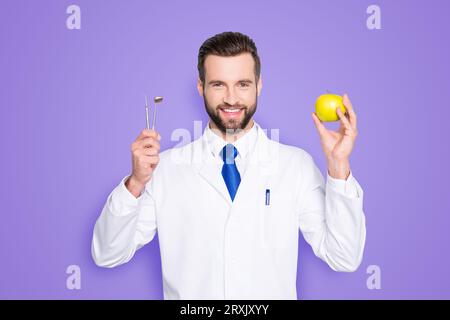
[197,31,261,85]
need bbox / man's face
[197,53,262,134]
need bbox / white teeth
[223,108,241,113]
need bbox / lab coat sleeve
[297,152,366,272]
[91,175,157,268]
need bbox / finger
[138,155,160,167]
[337,108,358,138]
[142,147,159,156]
[343,93,357,128]
[143,155,160,165]
[336,108,352,129]
[136,128,160,141]
[311,112,328,136]
[132,140,159,154]
[142,138,160,149]
[137,138,160,150]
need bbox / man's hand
[125,129,161,198]
[311,93,358,180]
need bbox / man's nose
[223,88,239,106]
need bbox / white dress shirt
[205,121,258,177]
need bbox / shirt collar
[204,120,258,161]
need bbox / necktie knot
[221,144,238,165]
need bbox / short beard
[203,93,257,136]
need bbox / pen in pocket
[265,189,270,206]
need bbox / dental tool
[145,95,150,130]
[152,96,163,130]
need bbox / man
[92,31,366,299]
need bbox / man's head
[197,32,263,136]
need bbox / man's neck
[209,119,255,143]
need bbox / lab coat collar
[204,121,258,163]
[196,120,275,205]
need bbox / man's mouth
[218,107,245,119]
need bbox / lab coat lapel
[195,123,277,206]
[231,126,277,209]
[197,133,232,204]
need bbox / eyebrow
[207,79,254,85]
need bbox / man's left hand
[311,93,358,180]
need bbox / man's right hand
[125,129,161,198]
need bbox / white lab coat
[92,122,366,300]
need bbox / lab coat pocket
[259,191,290,249]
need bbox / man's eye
[213,83,223,87]
[239,82,250,87]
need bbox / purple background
[1,0,449,299]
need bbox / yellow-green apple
[315,93,347,122]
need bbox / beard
[203,93,258,135]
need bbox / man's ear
[257,75,263,97]
[197,77,204,97]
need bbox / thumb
[311,112,327,136]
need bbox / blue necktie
[221,144,241,202]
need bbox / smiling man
[92,31,366,300]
